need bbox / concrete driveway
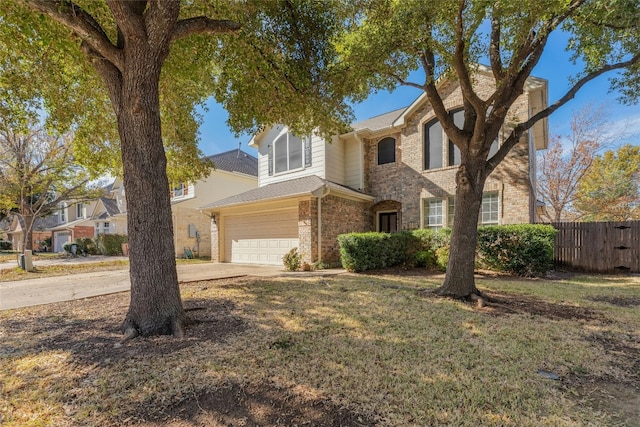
[0,261,344,311]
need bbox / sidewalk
[0,262,345,310]
[0,254,130,271]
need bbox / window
[379,212,398,233]
[480,192,499,225]
[76,203,84,218]
[59,203,66,222]
[423,192,499,228]
[171,182,188,198]
[424,119,443,169]
[377,137,396,165]
[273,133,303,174]
[424,199,444,229]
[95,221,113,236]
[448,109,463,166]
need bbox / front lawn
[1,271,638,426]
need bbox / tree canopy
[0,0,362,338]
[536,103,620,222]
[574,144,640,221]
[336,0,640,297]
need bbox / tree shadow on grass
[127,381,381,427]
[0,293,247,364]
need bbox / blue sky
[197,32,640,156]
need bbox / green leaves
[574,144,640,221]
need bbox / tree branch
[489,13,504,81]
[452,0,484,113]
[105,0,146,41]
[172,17,241,41]
[24,0,124,71]
[487,52,640,173]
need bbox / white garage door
[224,210,299,265]
[54,231,70,253]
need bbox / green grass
[0,272,638,426]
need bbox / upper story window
[424,119,443,169]
[59,203,67,222]
[171,182,188,198]
[268,132,311,176]
[425,108,499,170]
[448,109,463,167]
[377,137,396,165]
[76,203,85,219]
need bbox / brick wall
[365,74,534,228]
[74,226,95,239]
[317,195,372,264]
[210,215,219,262]
[298,200,318,264]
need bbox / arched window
[377,137,396,165]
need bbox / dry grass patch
[0,272,638,426]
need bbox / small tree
[0,124,101,251]
[537,104,620,222]
[574,145,640,221]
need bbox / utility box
[24,250,33,272]
[188,224,197,238]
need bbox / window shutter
[304,136,312,167]
[268,144,273,175]
[183,182,188,195]
[170,187,174,198]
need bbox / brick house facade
[202,70,547,266]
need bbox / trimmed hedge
[338,232,414,272]
[476,224,557,276]
[338,225,556,276]
[95,233,128,256]
[338,229,450,272]
[0,240,12,251]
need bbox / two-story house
[203,69,548,266]
[47,178,127,252]
[169,148,258,258]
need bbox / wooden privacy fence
[550,221,640,273]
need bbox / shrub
[476,224,556,276]
[435,245,449,271]
[338,231,418,272]
[0,240,12,251]
[415,249,436,267]
[282,247,301,271]
[79,237,98,255]
[411,228,451,269]
[95,234,128,256]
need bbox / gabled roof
[201,175,373,210]
[351,107,408,134]
[207,148,258,177]
[100,197,121,217]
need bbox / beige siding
[257,127,326,187]
[343,137,363,190]
[172,169,257,257]
[324,136,345,184]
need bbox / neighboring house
[202,68,548,266]
[170,148,258,258]
[42,179,127,253]
[5,215,58,252]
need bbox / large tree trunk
[116,42,187,338]
[436,158,486,298]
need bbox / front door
[379,212,398,233]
